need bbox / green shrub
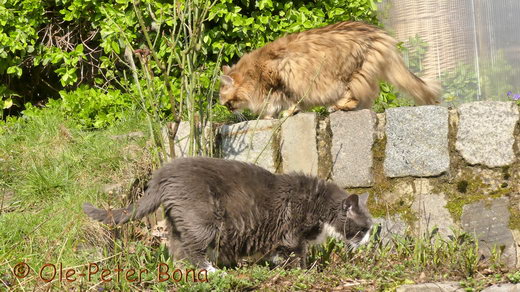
[60,87,134,129]
[1,0,384,122]
[441,63,479,104]
[206,0,379,63]
[441,52,519,104]
[401,34,429,75]
[23,87,134,129]
[479,51,520,100]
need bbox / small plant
[489,245,504,271]
[508,270,520,283]
[507,91,520,100]
[441,63,479,104]
[479,51,520,100]
[507,91,520,105]
[308,238,346,268]
[373,82,414,113]
[402,34,429,74]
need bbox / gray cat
[83,157,373,271]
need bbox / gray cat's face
[331,193,373,248]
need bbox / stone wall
[172,101,520,268]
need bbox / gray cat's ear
[342,194,359,211]
[358,193,369,207]
[220,75,234,87]
[222,65,231,74]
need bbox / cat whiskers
[234,111,247,122]
[346,235,361,251]
[342,221,363,251]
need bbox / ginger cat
[220,21,440,119]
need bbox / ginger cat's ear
[222,65,231,75]
[220,75,234,87]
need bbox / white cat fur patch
[309,223,343,245]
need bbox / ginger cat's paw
[327,105,339,113]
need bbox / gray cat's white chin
[348,228,372,250]
[359,229,371,245]
[308,223,343,246]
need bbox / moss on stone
[371,136,386,178]
[509,208,520,231]
[501,166,511,180]
[346,134,419,227]
[434,171,511,222]
[365,191,417,226]
[456,180,469,193]
[508,195,520,231]
[345,108,519,234]
[316,117,333,180]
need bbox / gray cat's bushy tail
[384,49,441,106]
[83,182,161,225]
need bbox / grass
[0,107,154,289]
[1,107,519,291]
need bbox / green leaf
[75,44,84,53]
[3,98,13,109]
[6,66,22,77]
[111,41,120,54]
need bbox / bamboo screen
[380,0,520,101]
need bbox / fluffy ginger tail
[384,53,441,105]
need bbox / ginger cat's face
[219,65,252,113]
